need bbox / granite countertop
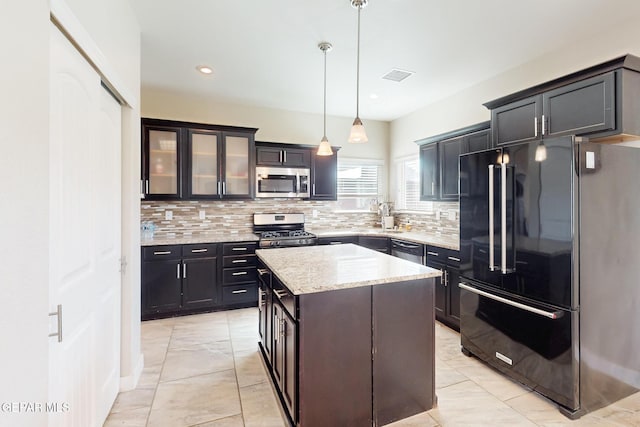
[256,244,441,295]
[141,233,259,247]
[309,228,459,251]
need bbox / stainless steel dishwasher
[390,239,425,264]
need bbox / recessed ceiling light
[369,93,379,99]
[196,65,213,75]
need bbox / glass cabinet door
[223,133,251,197]
[148,129,179,196]
[190,131,219,197]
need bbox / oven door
[459,280,579,411]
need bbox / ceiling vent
[381,68,414,82]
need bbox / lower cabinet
[357,236,390,254]
[272,300,297,418]
[317,236,357,245]
[426,245,461,331]
[142,241,257,320]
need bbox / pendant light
[348,0,368,144]
[535,141,547,162]
[317,42,334,156]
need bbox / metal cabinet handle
[534,116,538,138]
[279,151,283,163]
[232,289,248,294]
[447,256,460,262]
[222,181,226,195]
[232,271,248,276]
[273,289,288,299]
[154,251,171,255]
[393,241,420,250]
[257,268,269,276]
[488,164,495,271]
[280,318,285,339]
[427,251,439,256]
[541,114,546,135]
[145,180,149,194]
[232,259,247,264]
[501,162,507,274]
[217,181,221,194]
[232,247,248,251]
[48,304,63,343]
[191,248,207,253]
[177,264,181,279]
[329,241,343,245]
[431,182,435,195]
[274,314,279,342]
[459,283,563,320]
[283,151,287,163]
[312,183,316,195]
[183,263,187,278]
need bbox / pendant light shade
[535,141,547,162]
[348,0,368,144]
[317,42,334,156]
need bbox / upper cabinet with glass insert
[142,118,257,200]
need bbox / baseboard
[119,353,144,392]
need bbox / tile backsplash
[141,200,459,239]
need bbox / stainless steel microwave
[255,166,310,198]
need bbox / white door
[48,23,122,427]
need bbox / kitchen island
[256,244,441,427]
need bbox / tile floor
[105,308,640,427]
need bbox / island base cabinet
[298,287,373,427]
[293,279,436,427]
[372,281,436,426]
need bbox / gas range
[254,213,317,249]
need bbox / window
[396,156,432,211]
[336,159,381,211]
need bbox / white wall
[388,15,640,199]
[0,2,50,426]
[0,3,140,425]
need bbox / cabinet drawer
[223,242,257,256]
[182,243,218,258]
[318,236,357,245]
[223,254,257,268]
[426,245,448,264]
[143,245,182,261]
[446,250,461,268]
[222,284,258,304]
[223,267,258,284]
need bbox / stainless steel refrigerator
[459,135,640,418]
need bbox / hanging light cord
[355,4,361,118]
[323,46,327,138]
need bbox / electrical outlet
[199,210,206,220]
[165,210,173,220]
[312,209,318,218]
[448,210,457,221]
[435,210,440,220]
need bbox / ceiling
[131,0,640,122]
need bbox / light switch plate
[312,209,318,218]
[165,210,173,220]
[448,210,457,220]
[586,151,595,169]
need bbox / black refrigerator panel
[500,138,575,309]
[459,281,578,411]
[460,138,575,309]
[459,149,513,290]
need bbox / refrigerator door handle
[488,164,495,271]
[459,283,563,320]
[501,162,507,274]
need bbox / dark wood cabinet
[491,74,616,146]
[357,236,389,254]
[462,128,491,154]
[317,236,358,245]
[272,301,297,418]
[419,143,439,200]
[311,149,338,200]
[256,144,310,168]
[440,136,462,200]
[486,56,640,146]
[221,242,258,305]
[142,241,258,320]
[142,243,219,319]
[142,118,257,201]
[417,122,490,201]
[426,245,460,331]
